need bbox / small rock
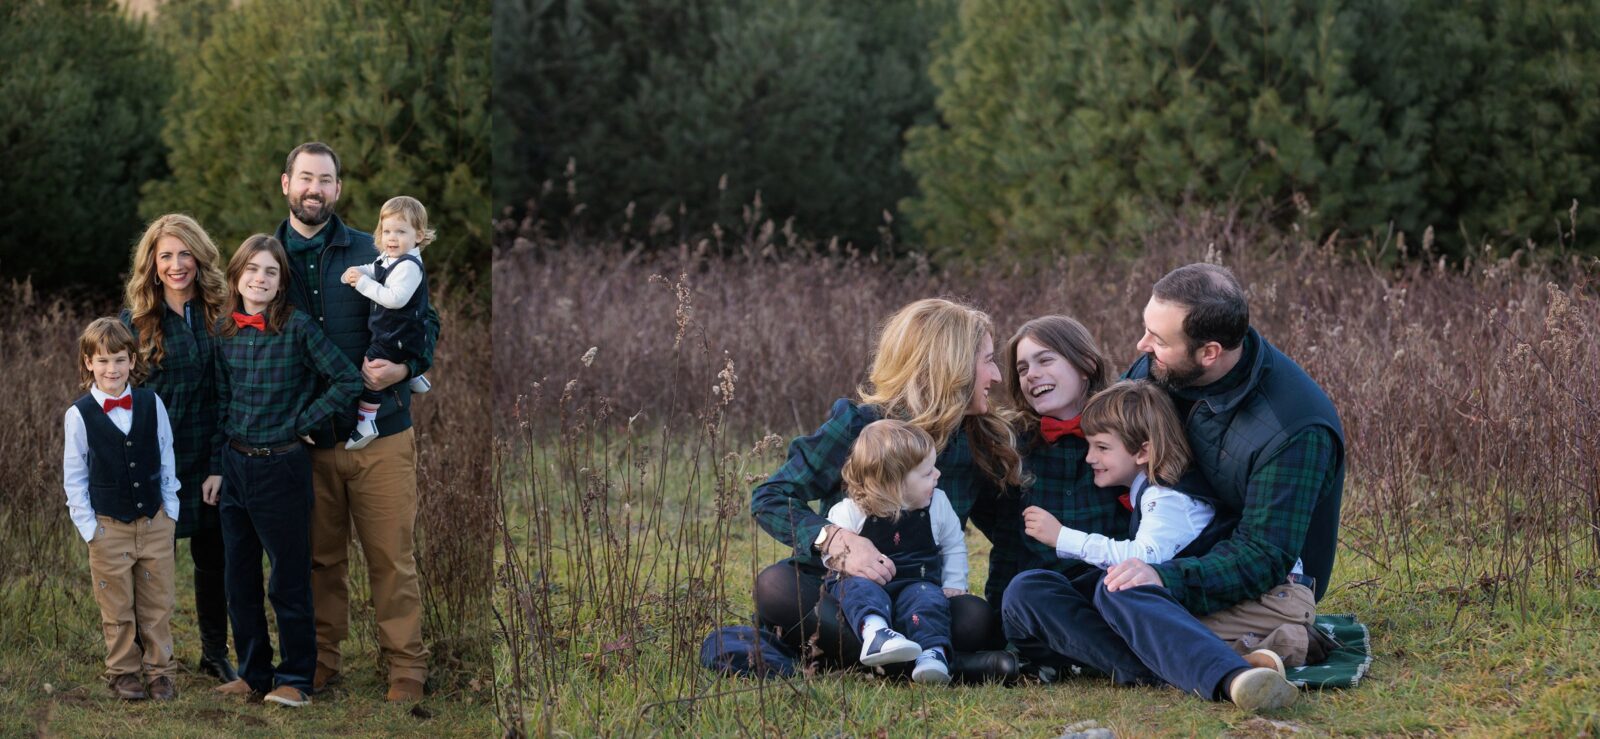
[1059,719,1115,739]
[43,683,53,695]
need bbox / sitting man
[1002,262,1344,712]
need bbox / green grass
[0,538,496,738]
[498,439,1600,737]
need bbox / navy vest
[1127,329,1345,600]
[368,253,429,360]
[74,389,163,522]
[859,507,943,585]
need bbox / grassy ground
[0,538,496,738]
[498,439,1600,737]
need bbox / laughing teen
[210,235,360,708]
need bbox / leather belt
[229,439,302,457]
[1286,572,1317,591]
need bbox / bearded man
[272,142,438,702]
[1001,262,1344,712]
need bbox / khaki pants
[310,427,428,682]
[86,511,177,678]
[1198,582,1320,667]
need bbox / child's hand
[201,475,222,506]
[942,588,965,598]
[342,267,363,286]
[1022,505,1063,547]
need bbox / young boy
[212,234,361,707]
[63,318,181,701]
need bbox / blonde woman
[750,298,1023,678]
[120,214,235,683]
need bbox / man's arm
[404,304,441,380]
[1149,429,1338,614]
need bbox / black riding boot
[191,525,237,682]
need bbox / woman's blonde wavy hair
[123,214,228,369]
[858,298,1023,490]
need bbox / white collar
[90,385,132,405]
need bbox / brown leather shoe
[147,676,177,701]
[385,677,424,703]
[265,685,311,708]
[108,674,146,701]
[313,664,340,692]
[215,678,258,697]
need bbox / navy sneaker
[859,627,921,667]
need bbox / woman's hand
[1022,505,1063,547]
[342,267,363,286]
[201,475,222,506]
[826,529,895,584]
[942,588,965,598]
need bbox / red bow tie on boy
[102,395,132,413]
[232,312,266,331]
[1039,415,1084,443]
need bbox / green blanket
[1287,614,1371,689]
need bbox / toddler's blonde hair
[378,195,437,248]
[841,420,937,520]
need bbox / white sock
[357,403,379,424]
[861,615,890,640]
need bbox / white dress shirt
[62,386,181,542]
[1055,472,1215,569]
[826,488,969,592]
[352,248,425,309]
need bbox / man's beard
[290,193,335,226]
[1149,350,1205,391]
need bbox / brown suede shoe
[215,678,259,697]
[108,674,146,701]
[265,685,312,708]
[385,677,424,703]
[313,664,340,692]
[147,676,177,701]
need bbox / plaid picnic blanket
[1287,614,1372,689]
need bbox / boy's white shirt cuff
[1055,527,1090,559]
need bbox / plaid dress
[984,433,1131,607]
[122,304,218,539]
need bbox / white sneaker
[408,374,432,394]
[1245,648,1287,677]
[859,627,921,667]
[1229,667,1298,712]
[346,417,379,451]
[912,651,951,685]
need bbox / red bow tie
[1040,415,1084,443]
[233,312,266,331]
[102,395,132,413]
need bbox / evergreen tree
[494,0,952,246]
[904,0,1600,258]
[141,0,490,285]
[0,0,172,291]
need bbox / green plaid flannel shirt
[1152,428,1339,614]
[751,399,1010,580]
[123,303,218,538]
[984,433,1132,606]
[211,310,361,467]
